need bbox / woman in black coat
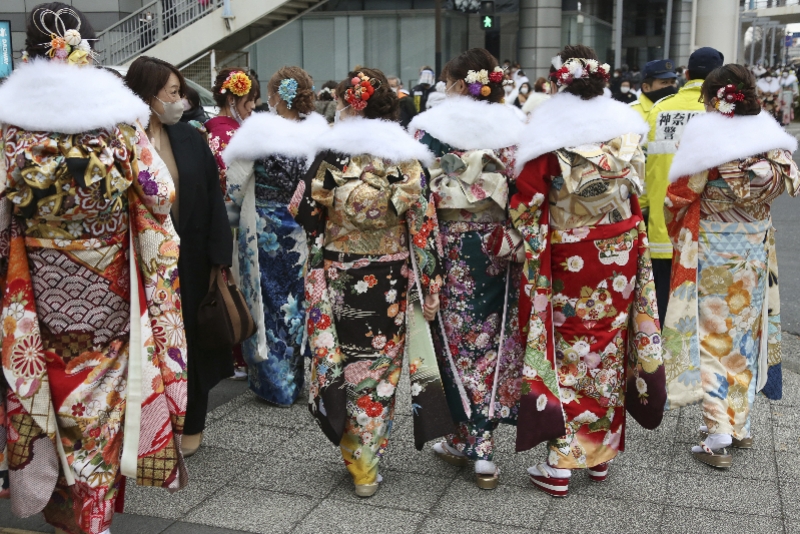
[126,56,233,457]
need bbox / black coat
[165,122,234,393]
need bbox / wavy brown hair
[268,66,316,115]
[442,48,504,104]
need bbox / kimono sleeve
[202,139,234,266]
[225,159,253,227]
[406,166,443,295]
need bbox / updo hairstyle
[268,66,316,115]
[442,48,504,104]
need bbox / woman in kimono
[223,67,328,405]
[663,64,798,468]
[407,48,526,489]
[756,72,781,120]
[778,69,797,126]
[0,4,187,533]
[291,68,450,497]
[510,45,666,497]
[206,67,259,380]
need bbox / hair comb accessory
[32,7,96,65]
[714,83,745,117]
[551,57,610,90]
[220,71,252,97]
[278,78,299,109]
[345,72,381,111]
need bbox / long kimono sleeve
[225,159,253,227]
[406,167,443,296]
[202,141,234,266]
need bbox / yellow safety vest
[643,80,706,260]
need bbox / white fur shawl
[668,111,798,182]
[222,112,328,165]
[0,60,150,134]
[408,96,525,151]
[315,116,434,166]
[515,92,649,173]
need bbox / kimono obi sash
[549,136,644,231]
[312,155,421,256]
[430,150,508,223]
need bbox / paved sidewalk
[2,346,799,534]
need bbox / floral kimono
[408,96,526,462]
[757,78,781,121]
[663,111,799,439]
[206,115,240,196]
[290,117,450,486]
[510,93,665,469]
[0,61,188,534]
[223,112,328,406]
[779,74,797,126]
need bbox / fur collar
[222,112,329,164]
[515,93,649,173]
[668,111,797,182]
[0,60,150,134]
[408,96,525,150]
[316,116,434,166]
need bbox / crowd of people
[0,3,798,534]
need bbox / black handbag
[197,266,256,349]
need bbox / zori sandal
[433,441,468,467]
[698,426,753,449]
[528,464,569,497]
[691,441,732,469]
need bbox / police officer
[631,59,678,121]
[643,47,724,327]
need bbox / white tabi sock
[692,432,732,453]
[475,460,497,475]
[528,463,571,479]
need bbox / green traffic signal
[483,15,494,29]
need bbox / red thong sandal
[587,461,609,482]
[528,464,570,498]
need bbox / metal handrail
[96,0,224,65]
[744,0,799,9]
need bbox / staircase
[96,0,328,67]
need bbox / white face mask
[445,82,459,97]
[334,105,350,123]
[519,87,529,95]
[154,96,184,125]
[620,86,630,94]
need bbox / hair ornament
[345,72,380,111]
[32,7,96,65]
[278,78,299,109]
[220,70,252,97]
[464,66,503,97]
[551,57,610,90]
[714,83,745,117]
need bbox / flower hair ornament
[714,83,745,117]
[278,78,298,109]
[465,66,504,97]
[32,7,96,65]
[220,71,252,97]
[551,56,610,90]
[345,72,381,111]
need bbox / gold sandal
[692,441,732,469]
[433,442,468,467]
[476,471,499,490]
[355,482,380,498]
[699,430,753,449]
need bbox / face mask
[445,82,459,97]
[520,87,529,95]
[613,72,620,78]
[620,86,630,94]
[783,73,789,78]
[643,85,678,103]
[391,87,398,94]
[154,96,184,125]
[334,105,350,123]
[181,98,191,111]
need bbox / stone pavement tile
[609,436,673,470]
[203,418,298,455]
[380,437,468,478]
[771,405,800,428]
[110,513,175,534]
[182,446,250,482]
[206,390,257,424]
[669,441,778,481]
[484,444,550,489]
[775,451,800,480]
[0,501,53,533]
[541,496,663,534]
[666,472,782,517]
[291,498,425,534]
[567,463,670,504]
[327,468,454,513]
[770,370,800,407]
[183,485,316,534]
[226,397,315,430]
[431,478,549,528]
[123,476,228,520]
[781,479,800,520]
[283,428,348,465]
[659,506,783,534]
[786,519,800,533]
[236,456,347,497]
[625,413,679,442]
[417,515,533,533]
[772,421,800,453]
[160,523,253,534]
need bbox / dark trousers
[184,377,209,435]
[651,258,672,329]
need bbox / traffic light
[482,15,497,30]
[480,1,495,14]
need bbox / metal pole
[614,0,623,69]
[771,25,776,67]
[750,23,756,65]
[689,0,697,50]
[761,24,766,65]
[435,0,442,75]
[664,0,673,59]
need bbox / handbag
[197,266,256,349]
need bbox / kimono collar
[515,92,649,174]
[668,111,798,182]
[408,96,525,150]
[315,116,434,167]
[0,59,150,133]
[222,112,329,165]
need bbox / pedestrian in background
[522,77,551,115]
[613,79,637,104]
[315,80,338,123]
[663,64,798,468]
[127,56,234,458]
[412,66,437,112]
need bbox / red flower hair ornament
[345,72,381,111]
